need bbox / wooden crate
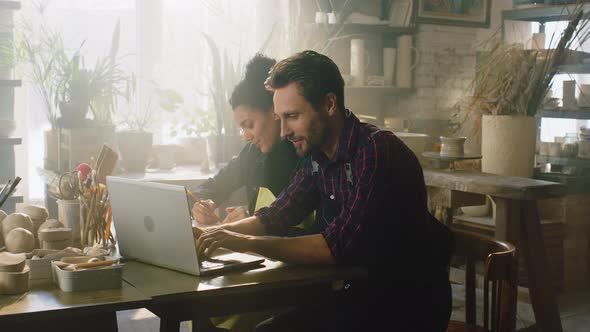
[57,127,116,172]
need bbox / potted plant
[54,20,126,129]
[116,78,183,172]
[169,103,216,166]
[463,9,585,177]
[202,33,258,164]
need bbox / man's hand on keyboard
[196,228,253,259]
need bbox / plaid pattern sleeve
[254,161,319,234]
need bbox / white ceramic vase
[481,115,536,178]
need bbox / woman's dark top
[193,139,300,215]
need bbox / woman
[190,55,303,332]
[191,54,299,226]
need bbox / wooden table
[424,169,567,332]
[0,281,150,330]
[123,259,368,332]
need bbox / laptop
[106,176,265,276]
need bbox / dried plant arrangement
[466,6,588,126]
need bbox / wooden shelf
[535,172,590,194]
[0,80,21,87]
[345,86,414,95]
[0,137,21,145]
[0,1,20,10]
[557,63,590,74]
[536,155,590,168]
[502,4,590,22]
[537,109,590,119]
[2,194,23,204]
[305,23,415,36]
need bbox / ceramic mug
[440,136,466,157]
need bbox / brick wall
[383,0,523,153]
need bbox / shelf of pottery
[502,4,590,179]
[307,1,417,96]
[347,34,416,93]
[0,1,23,213]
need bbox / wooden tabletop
[0,281,150,324]
[123,260,368,301]
[423,169,567,200]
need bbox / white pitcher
[396,35,420,89]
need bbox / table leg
[493,197,562,332]
[520,200,563,332]
[493,198,520,331]
[159,318,180,332]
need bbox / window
[15,0,277,202]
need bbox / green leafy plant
[200,26,278,138]
[15,12,128,128]
[118,77,184,133]
[169,104,216,138]
[53,19,128,126]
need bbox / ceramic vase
[481,115,536,178]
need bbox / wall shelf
[0,80,22,87]
[535,172,590,194]
[305,23,415,36]
[537,109,590,119]
[0,137,21,145]
[502,4,590,22]
[557,63,590,74]
[0,1,20,10]
[536,155,590,168]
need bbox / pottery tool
[0,176,20,209]
[104,205,113,244]
[58,259,118,271]
[60,255,104,264]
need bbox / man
[193,50,452,331]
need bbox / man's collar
[312,109,359,165]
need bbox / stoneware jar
[440,136,466,157]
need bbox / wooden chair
[448,230,518,332]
